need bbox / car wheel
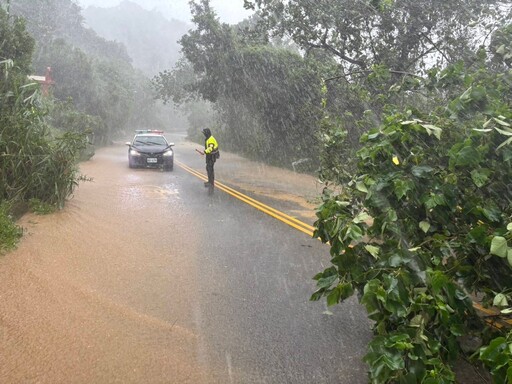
[164,163,173,172]
[129,157,135,168]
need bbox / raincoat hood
[202,128,212,139]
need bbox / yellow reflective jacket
[204,136,219,155]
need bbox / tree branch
[308,42,367,68]
[324,69,423,82]
[308,29,367,69]
[420,32,451,64]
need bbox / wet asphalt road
[0,133,371,383]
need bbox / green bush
[0,7,91,252]
[312,62,512,382]
[0,76,89,208]
[0,203,22,253]
[28,198,56,215]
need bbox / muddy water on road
[0,147,225,383]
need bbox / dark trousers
[206,157,215,185]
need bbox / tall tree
[245,0,511,73]
[155,0,323,167]
[0,4,34,81]
[244,0,512,158]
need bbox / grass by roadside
[0,203,23,254]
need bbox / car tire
[164,163,173,172]
[129,157,135,168]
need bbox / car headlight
[163,150,173,157]
[130,149,141,156]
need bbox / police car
[126,130,174,171]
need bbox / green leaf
[335,201,350,208]
[318,275,338,290]
[507,223,512,231]
[497,136,512,151]
[490,236,508,258]
[493,293,508,307]
[409,314,424,328]
[495,128,512,137]
[365,245,380,259]
[393,179,413,200]
[353,211,371,224]
[411,166,434,178]
[401,120,421,125]
[433,194,447,206]
[419,221,431,233]
[389,253,409,267]
[452,146,480,167]
[483,205,501,222]
[473,128,493,133]
[460,86,472,101]
[310,290,324,301]
[494,118,511,127]
[387,209,398,222]
[429,270,450,294]
[347,224,364,241]
[327,287,341,306]
[480,337,506,360]
[421,124,442,140]
[470,169,491,188]
[356,181,368,193]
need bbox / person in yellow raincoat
[201,128,219,190]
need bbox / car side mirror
[168,143,175,147]
[125,142,131,146]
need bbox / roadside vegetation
[0,7,86,252]
[0,0,165,252]
[156,0,512,381]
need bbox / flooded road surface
[0,134,371,383]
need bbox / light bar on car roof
[135,129,164,134]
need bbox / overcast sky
[77,0,253,24]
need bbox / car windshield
[133,135,167,146]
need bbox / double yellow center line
[176,160,315,237]
[175,162,512,328]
